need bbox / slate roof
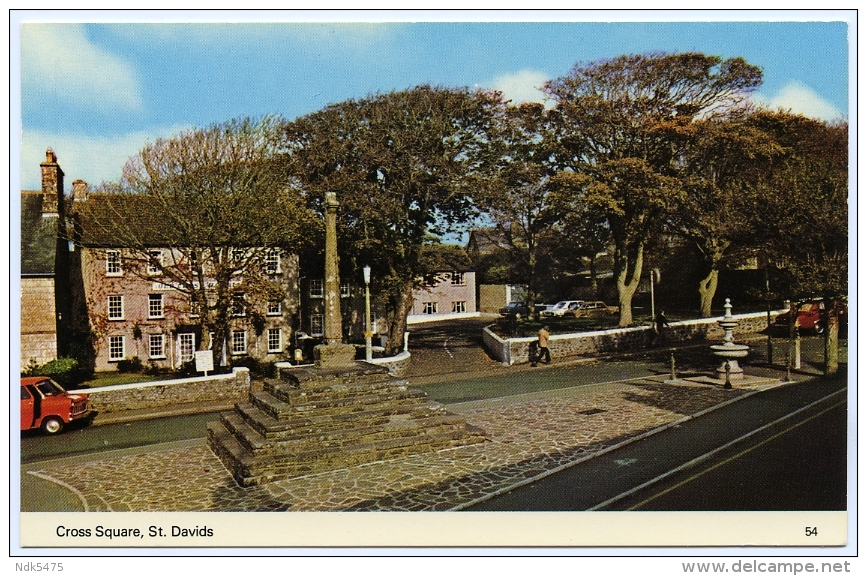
[20,192,58,275]
[73,193,181,247]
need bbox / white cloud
[486,69,550,105]
[21,24,144,112]
[753,81,845,123]
[19,126,191,192]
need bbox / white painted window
[267,328,282,353]
[108,295,124,320]
[178,333,195,364]
[265,249,281,274]
[147,249,163,275]
[309,278,324,298]
[267,300,282,316]
[106,250,122,276]
[108,335,125,361]
[148,334,165,359]
[423,302,438,314]
[451,272,465,286]
[310,314,324,337]
[452,301,467,313]
[148,294,164,319]
[231,293,246,317]
[232,330,247,355]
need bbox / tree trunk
[385,283,413,356]
[614,241,644,327]
[697,268,719,318]
[824,301,840,376]
[589,254,599,299]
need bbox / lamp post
[364,265,372,362]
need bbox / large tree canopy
[282,85,502,353]
[739,111,848,375]
[546,52,763,325]
[79,116,315,360]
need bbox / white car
[541,300,583,317]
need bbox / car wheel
[41,416,63,435]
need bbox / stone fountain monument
[709,298,750,385]
[207,192,486,487]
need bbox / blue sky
[14,11,853,193]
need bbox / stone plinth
[313,343,356,368]
[207,362,487,486]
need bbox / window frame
[108,335,125,361]
[265,249,281,274]
[452,300,467,313]
[451,272,466,286]
[267,328,282,353]
[310,314,324,337]
[105,250,122,276]
[231,330,247,355]
[178,333,195,364]
[422,302,438,315]
[148,293,164,319]
[309,278,324,298]
[148,334,166,359]
[267,300,282,316]
[107,295,124,320]
[147,249,163,276]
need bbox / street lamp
[363,265,372,362]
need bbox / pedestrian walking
[535,325,551,365]
[651,310,669,345]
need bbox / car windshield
[552,302,568,309]
[35,379,64,396]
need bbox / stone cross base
[207,362,488,486]
[313,343,357,368]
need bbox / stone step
[282,364,395,390]
[284,387,427,411]
[248,390,294,421]
[206,422,259,487]
[215,424,488,486]
[235,399,448,439]
[267,377,412,405]
[224,409,477,457]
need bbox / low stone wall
[76,368,250,415]
[366,351,411,377]
[483,311,784,366]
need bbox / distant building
[411,270,477,316]
[19,150,70,368]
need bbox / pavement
[20,325,842,513]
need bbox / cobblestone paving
[28,376,783,512]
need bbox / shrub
[36,357,87,389]
[116,357,144,374]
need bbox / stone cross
[323,191,343,344]
[314,192,356,367]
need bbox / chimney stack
[40,148,64,218]
[72,179,88,202]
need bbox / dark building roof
[73,193,182,247]
[20,192,58,275]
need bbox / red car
[773,300,847,335]
[20,376,90,434]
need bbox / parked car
[499,301,530,319]
[773,300,848,335]
[573,301,619,318]
[20,376,91,435]
[541,300,583,317]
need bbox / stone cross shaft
[323,191,343,344]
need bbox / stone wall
[77,367,250,416]
[366,351,411,377]
[483,311,784,366]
